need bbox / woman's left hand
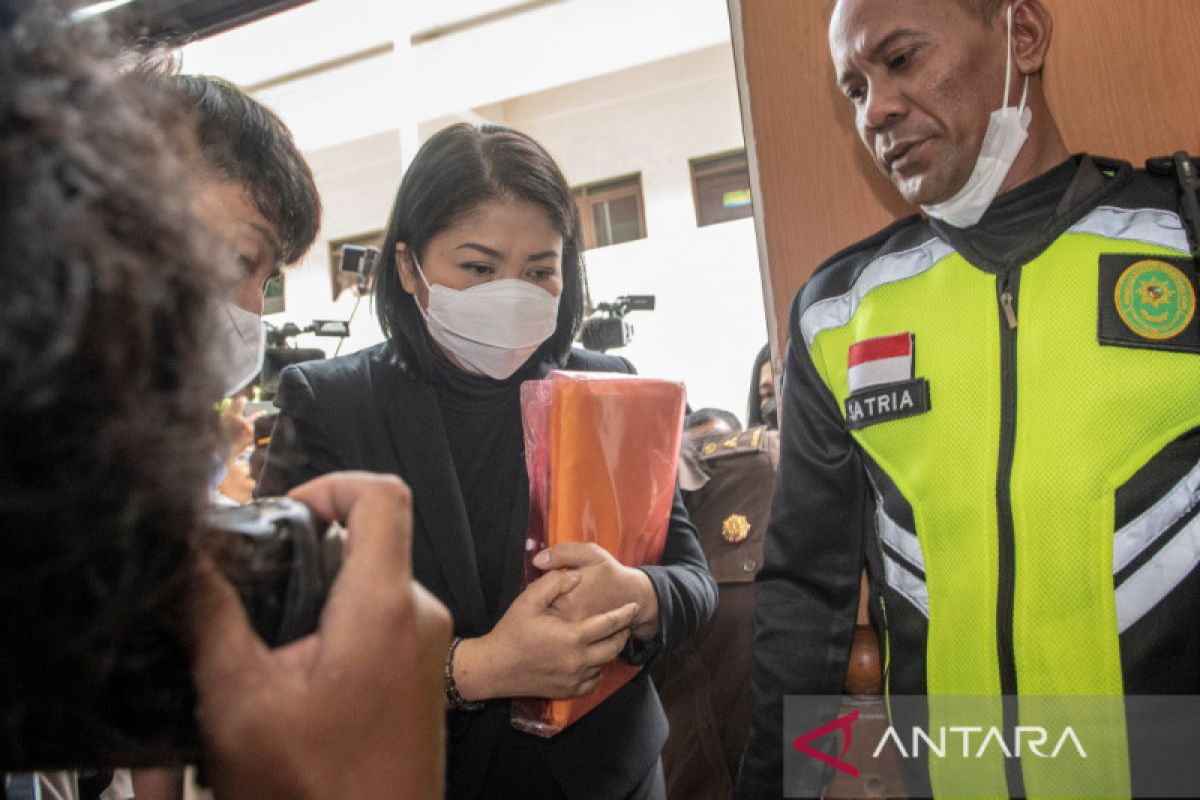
[533,543,660,641]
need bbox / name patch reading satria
[845,379,931,430]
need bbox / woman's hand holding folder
[451,570,641,701]
[535,542,661,641]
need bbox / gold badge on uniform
[1114,259,1195,339]
[1099,254,1200,353]
[722,514,751,543]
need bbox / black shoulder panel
[1104,160,1179,215]
[563,347,634,373]
[797,213,931,318]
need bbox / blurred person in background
[683,408,743,442]
[744,345,777,431]
[652,410,777,800]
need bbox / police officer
[739,0,1200,797]
[652,422,777,800]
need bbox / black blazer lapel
[367,351,489,632]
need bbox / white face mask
[411,253,561,380]
[921,4,1032,228]
[218,301,265,397]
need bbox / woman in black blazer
[261,123,716,799]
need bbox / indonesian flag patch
[847,333,914,392]
[844,333,930,430]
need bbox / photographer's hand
[188,472,452,799]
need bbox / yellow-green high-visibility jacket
[739,156,1200,799]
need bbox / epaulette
[1146,152,1200,258]
[696,425,771,462]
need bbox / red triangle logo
[791,708,860,778]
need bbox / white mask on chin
[218,301,266,397]
[411,253,561,380]
[921,3,1032,228]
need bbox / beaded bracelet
[444,636,484,712]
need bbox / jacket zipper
[995,271,1024,798]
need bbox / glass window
[691,150,754,227]
[573,174,647,250]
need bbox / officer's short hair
[686,408,744,434]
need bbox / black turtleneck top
[427,348,536,617]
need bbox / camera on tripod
[579,294,655,353]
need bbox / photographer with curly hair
[0,7,450,798]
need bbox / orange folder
[511,371,685,737]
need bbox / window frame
[690,149,754,228]
[572,173,647,251]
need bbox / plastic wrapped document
[511,370,686,737]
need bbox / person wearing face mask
[260,122,717,800]
[740,1,1200,798]
[745,344,778,431]
[114,71,325,800]
[162,73,323,507]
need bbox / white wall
[506,45,769,419]
[183,0,734,158]
[269,130,402,356]
[186,2,769,422]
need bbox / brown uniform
[651,426,778,800]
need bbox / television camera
[579,294,656,353]
[259,319,348,399]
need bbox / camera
[204,497,344,649]
[259,319,351,399]
[579,294,656,353]
[3,498,344,768]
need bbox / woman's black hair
[374,123,585,376]
[163,74,321,266]
[747,343,772,427]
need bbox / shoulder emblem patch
[1114,259,1195,340]
[1099,254,1200,353]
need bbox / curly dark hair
[0,8,225,764]
[374,123,586,376]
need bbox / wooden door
[730,0,1200,352]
